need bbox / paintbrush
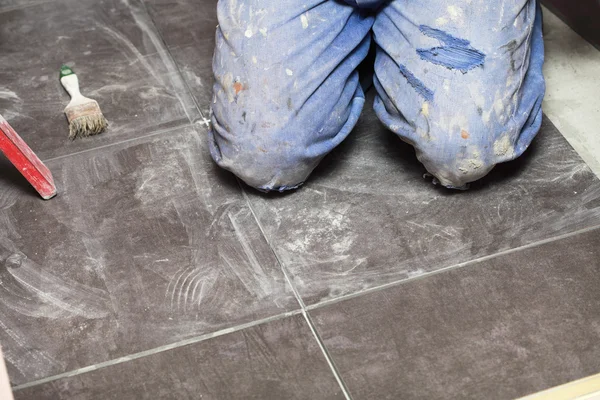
[59,65,108,139]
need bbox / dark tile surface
[169,41,215,117]
[144,0,218,49]
[14,314,344,400]
[0,124,298,386]
[144,0,218,117]
[0,0,200,160]
[243,109,600,305]
[311,227,600,400]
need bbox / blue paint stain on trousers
[416,25,486,73]
[209,0,546,191]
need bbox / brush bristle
[64,100,108,139]
[68,114,108,140]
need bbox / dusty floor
[1,1,600,399]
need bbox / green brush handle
[59,65,76,79]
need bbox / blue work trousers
[209,0,545,191]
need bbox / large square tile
[311,227,600,400]
[14,314,344,400]
[0,124,298,386]
[0,0,201,160]
[244,107,600,305]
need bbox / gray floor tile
[169,41,215,117]
[143,0,217,117]
[13,314,344,400]
[311,227,600,400]
[0,0,200,160]
[243,108,600,305]
[144,0,218,49]
[0,124,298,386]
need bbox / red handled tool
[0,114,57,200]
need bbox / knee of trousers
[374,82,545,189]
[208,126,319,192]
[415,136,499,190]
[208,84,366,192]
[209,0,373,191]
[406,105,543,189]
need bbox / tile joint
[306,223,600,312]
[12,310,303,392]
[240,182,354,400]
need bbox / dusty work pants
[209,0,545,191]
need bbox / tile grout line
[240,183,353,400]
[11,309,303,392]
[123,0,195,124]
[306,223,600,312]
[41,122,193,164]
[239,184,306,308]
[137,0,208,124]
[302,310,353,400]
